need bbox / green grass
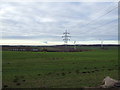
[2,46,119,88]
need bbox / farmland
[2,46,119,88]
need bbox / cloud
[0,2,118,45]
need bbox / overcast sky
[0,2,118,45]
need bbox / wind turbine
[74,41,76,50]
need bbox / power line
[79,6,118,29]
[72,19,117,39]
[74,6,118,35]
[90,19,117,31]
[90,3,117,16]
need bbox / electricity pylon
[62,30,71,45]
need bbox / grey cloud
[0,2,118,42]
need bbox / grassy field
[2,46,119,88]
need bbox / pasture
[2,46,119,88]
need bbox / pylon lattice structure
[62,30,71,45]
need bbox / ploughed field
[2,46,119,88]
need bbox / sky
[0,1,118,45]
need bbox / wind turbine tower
[101,40,104,48]
[74,41,76,50]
